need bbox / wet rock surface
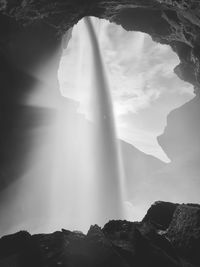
[0,202,199,267]
[167,204,200,266]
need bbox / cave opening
[0,14,198,237]
[59,17,194,161]
[57,16,195,224]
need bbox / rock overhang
[0,0,200,93]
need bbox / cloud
[97,21,193,117]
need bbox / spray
[0,18,126,235]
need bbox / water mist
[0,17,125,235]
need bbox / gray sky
[58,17,194,162]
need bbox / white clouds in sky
[100,22,192,115]
[58,17,194,162]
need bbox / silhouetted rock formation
[167,204,200,266]
[158,96,200,162]
[0,231,42,267]
[142,201,178,230]
[144,96,200,206]
[0,202,199,267]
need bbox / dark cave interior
[0,1,200,266]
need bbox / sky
[58,17,194,162]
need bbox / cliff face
[140,95,200,209]
[158,96,200,161]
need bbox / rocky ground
[0,201,199,267]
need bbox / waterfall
[51,17,125,230]
[84,17,125,224]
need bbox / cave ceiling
[0,0,200,92]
